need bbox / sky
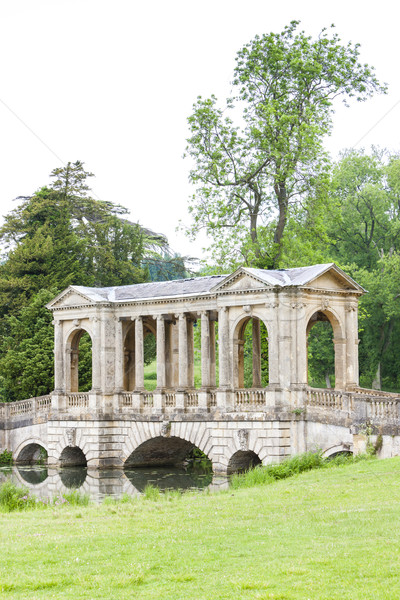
[0,0,399,262]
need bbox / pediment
[46,288,96,310]
[212,269,270,293]
[306,267,364,293]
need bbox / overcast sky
[0,0,399,261]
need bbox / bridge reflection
[0,465,228,502]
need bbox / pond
[0,465,229,503]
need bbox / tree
[0,162,158,401]
[0,162,149,316]
[184,21,386,269]
[322,149,400,390]
[0,289,56,401]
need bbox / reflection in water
[124,466,213,493]
[59,467,87,489]
[17,467,48,485]
[0,463,224,502]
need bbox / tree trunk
[325,372,331,389]
[272,182,288,268]
[372,362,381,391]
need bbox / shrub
[0,449,13,465]
[0,480,37,511]
[230,451,369,489]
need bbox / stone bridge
[2,263,400,474]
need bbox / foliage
[0,289,56,401]
[322,149,400,389]
[243,319,269,387]
[0,161,171,401]
[184,21,386,269]
[62,490,90,506]
[0,480,37,511]
[307,321,335,388]
[0,449,13,465]
[230,450,370,489]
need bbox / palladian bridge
[1,263,400,475]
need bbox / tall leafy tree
[184,21,386,269]
[324,149,400,390]
[0,162,152,401]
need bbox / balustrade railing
[2,387,400,427]
[235,389,265,408]
[306,388,344,410]
[164,392,175,408]
[185,391,199,408]
[67,393,89,408]
[368,399,398,420]
[142,393,154,408]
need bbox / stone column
[177,313,188,389]
[155,315,166,389]
[53,319,64,392]
[135,317,145,390]
[252,318,262,388]
[334,338,347,390]
[91,316,101,391]
[218,307,230,388]
[114,317,124,392]
[210,319,216,387]
[345,300,359,389]
[201,311,211,388]
[188,318,195,388]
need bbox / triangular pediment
[305,265,365,293]
[46,287,96,310]
[211,268,271,293]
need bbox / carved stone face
[66,427,76,447]
[160,421,171,437]
[237,429,248,451]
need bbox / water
[0,465,229,502]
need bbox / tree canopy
[184,21,386,269]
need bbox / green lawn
[2,457,400,599]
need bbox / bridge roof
[47,263,364,308]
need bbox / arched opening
[68,329,92,392]
[124,322,135,391]
[326,450,353,460]
[124,437,212,491]
[59,446,87,467]
[15,443,48,466]
[144,329,157,391]
[227,450,262,474]
[235,317,269,388]
[307,311,337,389]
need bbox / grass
[230,450,365,488]
[2,457,400,598]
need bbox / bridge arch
[65,325,93,392]
[322,443,353,459]
[227,450,262,474]
[122,421,222,471]
[232,311,271,389]
[14,439,48,465]
[59,445,87,467]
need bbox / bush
[0,480,37,511]
[230,451,370,489]
[62,490,90,506]
[0,449,13,465]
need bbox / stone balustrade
[2,388,400,433]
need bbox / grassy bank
[1,457,400,599]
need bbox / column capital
[175,312,186,320]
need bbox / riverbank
[1,457,400,599]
